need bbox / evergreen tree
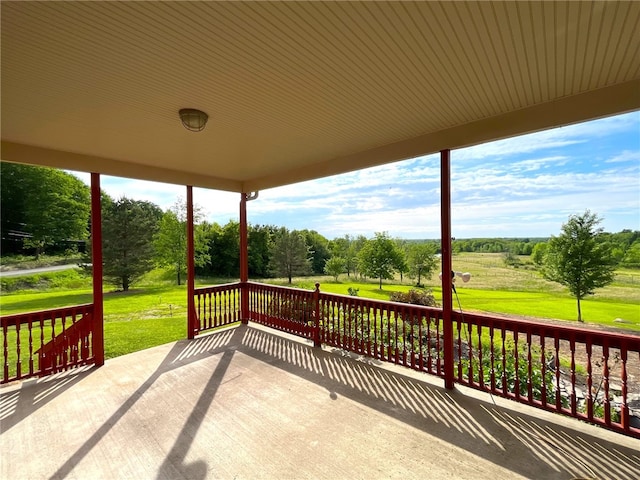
[269,228,312,283]
[102,197,162,291]
[300,229,330,274]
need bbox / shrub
[389,289,437,307]
[461,342,561,406]
[268,297,314,324]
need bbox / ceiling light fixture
[179,108,208,132]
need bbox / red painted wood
[1,304,95,383]
[454,309,640,437]
[91,172,104,366]
[440,149,454,390]
[239,193,249,283]
[239,193,250,324]
[187,185,196,339]
[193,283,242,334]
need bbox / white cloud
[453,111,639,162]
[606,150,640,163]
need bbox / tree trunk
[379,276,382,289]
[577,296,583,322]
[177,268,181,286]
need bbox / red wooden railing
[1,304,95,384]
[194,281,639,438]
[194,283,242,334]
[452,311,640,436]
[246,282,316,340]
[318,289,445,376]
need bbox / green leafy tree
[102,197,163,291]
[543,211,616,322]
[1,162,90,258]
[357,232,404,289]
[201,220,240,277]
[407,243,438,286]
[248,224,274,278]
[324,256,346,281]
[330,235,359,277]
[153,197,210,285]
[269,228,312,283]
[350,235,368,278]
[622,240,640,268]
[531,242,548,266]
[329,236,349,258]
[394,238,409,281]
[502,251,522,267]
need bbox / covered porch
[2,2,640,476]
[3,322,639,480]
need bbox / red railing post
[240,193,250,324]
[187,185,197,339]
[440,149,455,390]
[313,283,321,347]
[91,172,104,366]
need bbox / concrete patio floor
[1,323,639,480]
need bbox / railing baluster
[372,303,379,360]
[555,335,561,411]
[621,344,629,432]
[586,341,593,420]
[386,305,391,362]
[527,329,533,402]
[435,315,442,376]
[489,325,495,392]
[540,334,547,408]
[28,315,34,376]
[393,307,399,364]
[603,341,611,426]
[570,334,577,416]
[467,320,473,385]
[3,322,9,382]
[477,323,483,389]
[501,325,507,397]
[16,318,21,380]
[513,328,520,400]
[457,315,463,381]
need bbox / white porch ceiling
[2,1,639,193]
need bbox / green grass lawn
[1,255,639,368]
[296,280,640,331]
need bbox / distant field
[276,252,640,332]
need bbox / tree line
[2,164,639,313]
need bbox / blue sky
[72,111,639,240]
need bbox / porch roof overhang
[1,1,639,193]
